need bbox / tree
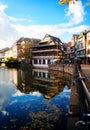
[18,40,33,62]
[5,57,17,62]
[58,0,78,6]
[58,0,90,6]
[86,0,90,6]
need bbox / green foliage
[5,57,18,63]
[58,0,90,6]
[86,1,90,6]
[5,57,20,68]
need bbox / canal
[0,66,72,130]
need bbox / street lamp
[83,32,87,64]
[62,51,65,77]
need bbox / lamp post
[57,42,58,57]
[62,51,65,77]
[74,43,77,78]
[85,34,87,64]
[83,32,87,64]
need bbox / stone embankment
[67,64,90,130]
[49,64,82,130]
[49,64,73,75]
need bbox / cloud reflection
[13,90,42,97]
[29,91,42,97]
[13,90,25,97]
[0,81,16,113]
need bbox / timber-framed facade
[32,34,64,69]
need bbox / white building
[32,34,64,69]
[0,48,9,61]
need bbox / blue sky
[0,0,90,49]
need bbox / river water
[0,66,71,130]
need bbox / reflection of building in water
[15,69,33,93]
[11,69,18,86]
[0,67,18,86]
[11,68,72,99]
[32,69,71,99]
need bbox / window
[48,59,50,64]
[88,49,90,54]
[88,40,90,46]
[43,72,45,78]
[39,72,41,77]
[43,59,45,64]
[34,59,37,64]
[34,71,38,77]
[39,59,41,64]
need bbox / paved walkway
[80,64,90,90]
[67,64,90,130]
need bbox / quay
[49,64,90,130]
[67,64,90,130]
[49,64,73,75]
[80,64,90,91]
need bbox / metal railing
[77,65,90,110]
[74,64,90,129]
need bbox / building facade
[86,29,90,63]
[76,32,86,63]
[68,28,90,64]
[4,37,40,62]
[76,29,90,64]
[0,48,9,61]
[32,34,64,68]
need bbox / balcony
[32,49,59,53]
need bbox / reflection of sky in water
[0,81,71,130]
[0,82,16,115]
[0,67,71,129]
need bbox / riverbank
[49,64,73,75]
[67,64,90,130]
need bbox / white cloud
[12,24,63,39]
[66,25,88,34]
[12,23,89,43]
[0,3,7,12]
[0,1,89,49]
[8,16,32,23]
[0,4,19,49]
[65,0,84,25]
[13,90,25,97]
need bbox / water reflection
[0,67,71,130]
[0,82,16,115]
[32,69,69,99]
[14,68,71,99]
